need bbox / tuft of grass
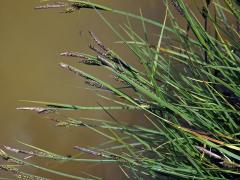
[1,0,240,179]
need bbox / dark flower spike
[97,55,116,69]
[196,146,240,168]
[71,2,110,11]
[60,62,112,92]
[89,31,108,52]
[35,1,110,13]
[89,31,137,73]
[89,44,106,57]
[60,51,85,58]
[74,146,110,159]
[85,79,112,92]
[4,146,36,157]
[60,51,101,65]
[88,44,126,71]
[109,56,136,73]
[170,0,184,16]
[4,146,63,160]
[196,146,222,160]
[79,59,101,66]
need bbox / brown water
[0,0,166,179]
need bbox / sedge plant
[1,0,240,179]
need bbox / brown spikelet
[74,146,110,158]
[60,51,101,65]
[196,146,222,160]
[60,52,84,58]
[89,31,108,52]
[59,63,88,79]
[16,107,57,114]
[35,2,67,9]
[170,0,184,16]
[85,79,112,92]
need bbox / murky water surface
[0,1,165,178]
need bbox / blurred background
[0,0,167,179]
